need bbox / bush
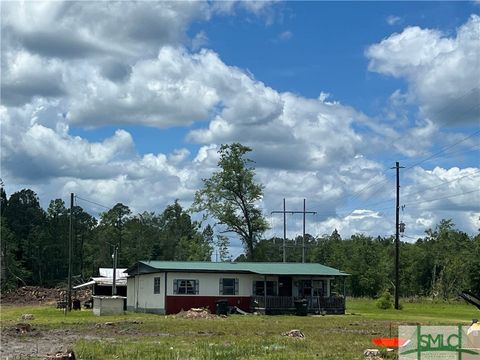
[376,290,393,310]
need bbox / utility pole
[67,192,73,311]
[283,198,286,262]
[302,199,306,263]
[392,162,404,310]
[112,245,118,296]
[271,199,316,263]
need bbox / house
[73,268,128,297]
[125,261,348,315]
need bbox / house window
[253,281,277,296]
[219,278,239,295]
[174,279,199,295]
[312,280,325,296]
[299,280,312,296]
[154,277,161,294]
[299,280,325,297]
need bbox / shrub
[376,290,393,310]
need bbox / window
[219,278,239,295]
[298,280,325,297]
[299,280,312,296]
[312,280,325,296]
[154,277,161,294]
[253,281,277,296]
[174,279,199,295]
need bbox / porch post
[263,275,267,314]
[135,264,139,311]
[164,272,168,315]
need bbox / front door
[278,276,292,296]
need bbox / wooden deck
[250,296,345,315]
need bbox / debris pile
[282,329,305,339]
[15,323,32,334]
[1,286,91,305]
[363,348,383,359]
[44,350,76,359]
[21,314,35,321]
[175,308,219,319]
[95,322,116,328]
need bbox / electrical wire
[314,89,479,208]
[404,129,480,170]
[74,195,111,210]
[402,188,480,207]
[343,168,480,210]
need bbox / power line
[316,89,479,214]
[404,129,480,170]
[344,169,480,210]
[402,188,480,207]
[325,130,480,218]
[75,195,111,210]
[401,169,480,199]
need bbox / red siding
[165,296,251,315]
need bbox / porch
[250,295,345,315]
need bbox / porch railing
[251,295,345,312]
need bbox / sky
[1,1,479,258]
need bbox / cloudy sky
[1,1,479,256]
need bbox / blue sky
[1,1,479,257]
[70,1,477,156]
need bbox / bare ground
[1,326,99,359]
[1,320,167,359]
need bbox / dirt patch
[0,326,100,359]
[1,286,91,306]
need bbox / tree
[98,203,132,266]
[193,143,269,260]
[215,234,232,262]
[72,205,97,279]
[4,189,46,284]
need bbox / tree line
[250,222,479,299]
[1,143,478,299]
[0,188,215,290]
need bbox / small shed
[73,268,127,296]
[93,296,126,316]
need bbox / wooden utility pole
[392,162,404,310]
[283,199,286,262]
[112,245,118,296]
[302,199,306,263]
[67,192,73,311]
[271,199,316,263]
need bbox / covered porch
[250,295,345,314]
[249,274,347,314]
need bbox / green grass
[1,299,477,360]
[346,298,475,323]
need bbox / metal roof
[72,277,127,290]
[128,261,348,276]
[99,268,127,278]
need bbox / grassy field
[1,298,477,360]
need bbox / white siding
[127,272,165,312]
[166,272,263,296]
[126,277,135,308]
